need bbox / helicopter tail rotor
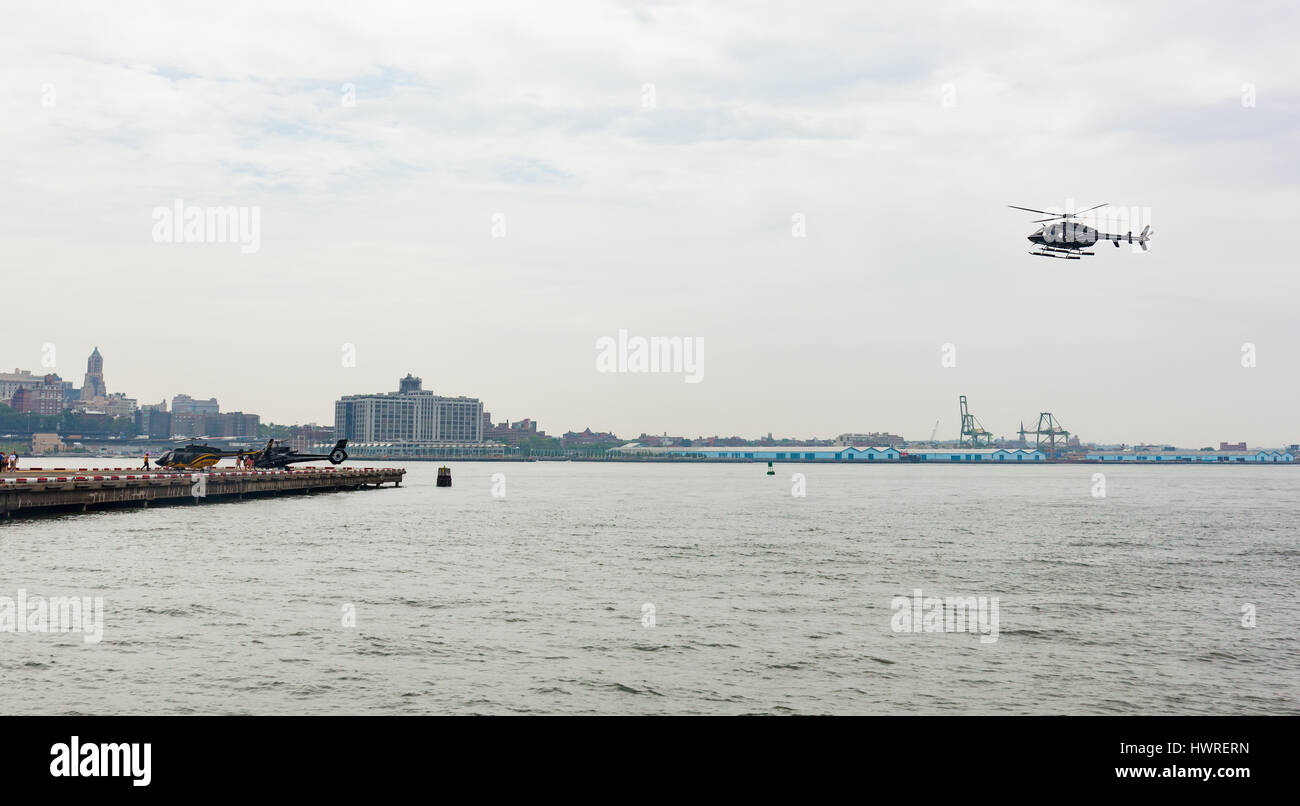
[1138,225,1152,251]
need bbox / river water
[1,460,1296,714]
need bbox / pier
[0,466,404,518]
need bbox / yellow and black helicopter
[156,439,348,470]
[154,442,241,469]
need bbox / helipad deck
[0,466,404,518]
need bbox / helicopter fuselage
[156,445,237,469]
[1029,222,1101,248]
[251,439,349,469]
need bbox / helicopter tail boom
[1098,225,1154,250]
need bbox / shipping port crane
[958,396,993,447]
[1019,413,1071,458]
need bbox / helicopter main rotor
[1007,203,1108,223]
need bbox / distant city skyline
[4,351,1293,451]
[3,3,1297,446]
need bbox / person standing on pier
[8,452,16,471]
[141,451,151,470]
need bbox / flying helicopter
[249,439,348,470]
[155,441,245,469]
[1009,203,1152,259]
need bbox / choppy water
[1,460,1297,714]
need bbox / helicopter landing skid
[1030,250,1087,259]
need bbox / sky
[1,1,1298,446]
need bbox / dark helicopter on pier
[155,442,244,469]
[249,439,349,470]
[1009,203,1152,260]
[155,438,348,470]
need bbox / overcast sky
[2,1,1297,446]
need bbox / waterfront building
[0,369,41,405]
[906,448,1045,462]
[482,415,547,445]
[136,402,171,439]
[10,374,67,417]
[612,444,906,461]
[334,375,484,444]
[692,436,752,447]
[1086,449,1294,463]
[636,433,688,447]
[31,433,63,454]
[285,424,336,452]
[835,432,905,447]
[562,428,621,447]
[204,411,261,438]
[106,392,138,419]
[170,412,204,438]
[840,446,904,460]
[49,374,75,407]
[610,445,1050,462]
[172,394,219,415]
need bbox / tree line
[0,404,137,437]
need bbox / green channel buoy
[766,461,775,476]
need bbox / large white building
[334,376,483,444]
[106,392,138,418]
[0,369,42,404]
[171,394,219,415]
